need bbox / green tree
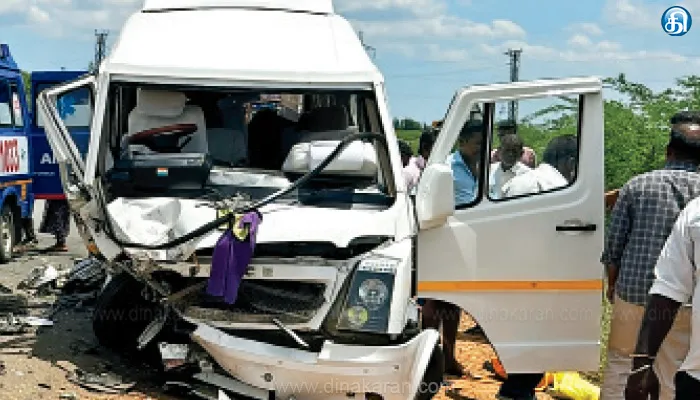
[21,71,31,106]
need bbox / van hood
[107,198,401,257]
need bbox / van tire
[92,273,162,354]
[0,205,16,263]
[415,345,444,400]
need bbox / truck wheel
[415,345,444,400]
[93,273,163,353]
[0,205,16,263]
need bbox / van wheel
[93,272,187,364]
[93,274,163,354]
[415,345,445,400]
[0,205,16,263]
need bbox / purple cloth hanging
[206,211,262,304]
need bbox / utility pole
[359,31,376,59]
[504,48,522,122]
[93,30,109,73]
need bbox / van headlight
[336,256,400,334]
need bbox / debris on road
[0,293,29,314]
[17,262,65,293]
[0,313,28,335]
[17,257,106,296]
[66,369,136,394]
[63,257,107,294]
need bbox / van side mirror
[415,163,455,230]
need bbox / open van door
[30,71,91,199]
[35,75,95,203]
[415,77,604,373]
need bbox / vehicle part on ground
[0,293,28,314]
[92,272,189,362]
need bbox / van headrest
[281,140,378,178]
[136,89,187,118]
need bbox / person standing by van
[496,134,578,400]
[624,194,700,400]
[402,130,435,193]
[16,217,38,250]
[39,199,70,252]
[600,111,700,400]
[422,120,483,377]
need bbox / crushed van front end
[190,323,440,400]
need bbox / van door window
[0,79,12,127]
[440,102,489,209]
[486,95,581,201]
[36,84,92,129]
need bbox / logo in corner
[662,6,692,36]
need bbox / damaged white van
[37,0,606,399]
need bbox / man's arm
[632,295,681,369]
[633,207,695,366]
[601,185,632,301]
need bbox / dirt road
[0,201,555,400]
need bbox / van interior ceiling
[96,84,395,207]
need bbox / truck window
[10,83,23,128]
[0,79,11,127]
[36,84,92,129]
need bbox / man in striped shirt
[601,111,700,400]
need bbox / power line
[93,30,109,73]
[505,48,522,122]
[359,31,376,59]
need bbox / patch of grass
[396,129,422,153]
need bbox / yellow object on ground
[547,372,600,400]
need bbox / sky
[2,0,699,123]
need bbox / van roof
[105,7,381,85]
[143,0,334,14]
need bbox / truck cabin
[30,70,90,200]
[0,44,28,133]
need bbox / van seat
[126,89,208,155]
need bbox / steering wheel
[128,123,198,153]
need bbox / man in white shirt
[624,194,700,400]
[501,135,577,197]
[489,133,531,199]
[401,131,436,193]
[491,120,537,168]
[492,134,577,400]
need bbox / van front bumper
[191,324,440,400]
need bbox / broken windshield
[98,84,395,209]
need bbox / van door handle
[556,223,597,232]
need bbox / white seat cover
[126,89,208,154]
[281,140,378,177]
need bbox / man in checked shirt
[600,110,700,400]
